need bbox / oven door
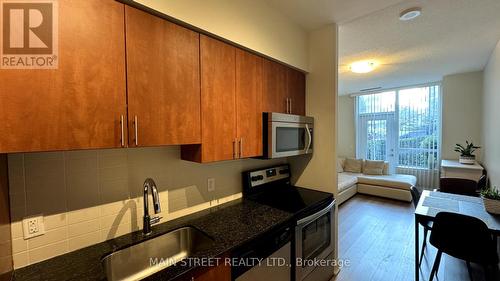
[295,200,335,281]
[269,121,313,158]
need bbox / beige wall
[442,71,483,160]
[289,23,338,274]
[291,24,338,194]
[8,147,284,268]
[337,95,355,158]
[483,40,500,190]
[0,155,12,279]
[135,0,309,71]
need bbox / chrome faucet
[143,178,162,235]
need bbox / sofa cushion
[338,173,358,192]
[357,174,417,191]
[344,158,363,173]
[363,160,385,175]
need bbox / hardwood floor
[335,194,499,281]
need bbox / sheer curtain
[356,91,397,173]
[355,84,441,189]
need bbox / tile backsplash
[8,146,284,269]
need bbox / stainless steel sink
[102,227,214,281]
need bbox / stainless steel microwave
[263,112,314,159]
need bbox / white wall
[337,95,355,158]
[483,40,500,190]
[442,71,483,160]
[135,0,309,71]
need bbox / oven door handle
[305,124,312,154]
[297,200,335,226]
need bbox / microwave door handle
[305,124,312,153]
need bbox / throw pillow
[363,160,385,175]
[344,158,363,173]
[382,162,389,175]
[337,158,344,173]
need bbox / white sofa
[337,158,417,205]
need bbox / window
[356,84,441,187]
[366,119,387,161]
[398,87,440,170]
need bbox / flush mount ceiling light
[399,7,422,21]
[350,61,377,74]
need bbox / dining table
[414,190,500,281]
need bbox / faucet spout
[143,178,162,235]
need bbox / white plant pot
[483,197,500,215]
[459,155,476,165]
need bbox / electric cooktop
[242,165,333,216]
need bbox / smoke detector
[400,7,422,21]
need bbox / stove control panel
[246,165,290,188]
[266,169,277,177]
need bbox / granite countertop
[12,199,294,281]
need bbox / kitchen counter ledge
[12,199,293,281]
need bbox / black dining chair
[439,177,478,197]
[428,212,498,281]
[477,175,488,191]
[410,186,433,266]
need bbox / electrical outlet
[207,178,216,192]
[22,215,45,240]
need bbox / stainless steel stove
[242,164,335,281]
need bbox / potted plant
[480,187,500,215]
[454,141,480,164]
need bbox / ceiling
[269,0,500,96]
[268,0,407,29]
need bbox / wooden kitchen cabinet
[182,35,237,162]
[263,59,288,114]
[192,263,231,281]
[182,36,266,162]
[236,49,263,158]
[0,0,304,156]
[0,0,126,153]
[263,59,306,115]
[174,262,231,281]
[125,7,201,147]
[287,68,306,115]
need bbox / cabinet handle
[134,115,138,146]
[233,139,237,159]
[286,98,289,113]
[290,98,293,114]
[239,138,243,158]
[120,115,125,147]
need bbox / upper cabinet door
[287,68,306,115]
[125,7,201,147]
[263,59,288,114]
[236,49,263,158]
[199,35,237,162]
[0,0,126,153]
